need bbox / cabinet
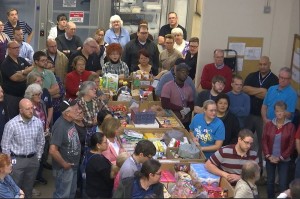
[112,0,162,40]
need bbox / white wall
[195,0,300,86]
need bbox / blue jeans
[53,167,78,198]
[266,160,290,198]
[295,157,300,179]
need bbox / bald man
[55,21,82,57]
[243,56,278,178]
[1,98,45,198]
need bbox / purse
[178,143,200,159]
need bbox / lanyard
[174,81,187,107]
[258,71,271,87]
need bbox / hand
[192,137,200,146]
[226,174,241,183]
[63,162,74,170]
[19,190,25,198]
[269,156,279,164]
[183,107,191,115]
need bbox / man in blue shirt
[261,67,297,123]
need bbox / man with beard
[205,129,258,184]
[1,98,45,198]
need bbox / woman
[0,86,9,149]
[133,49,167,78]
[48,13,68,39]
[24,83,49,184]
[234,160,260,198]
[171,27,189,57]
[102,43,129,79]
[101,117,126,165]
[262,101,295,199]
[87,73,107,102]
[65,56,92,99]
[46,59,65,122]
[104,15,130,48]
[113,159,164,198]
[0,20,11,64]
[189,99,225,159]
[77,81,108,129]
[93,28,106,66]
[0,153,25,198]
[215,93,240,146]
[95,110,112,132]
[85,132,119,198]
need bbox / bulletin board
[227,37,264,79]
[290,34,300,110]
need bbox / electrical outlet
[264,6,271,14]
[41,23,44,30]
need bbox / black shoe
[36,177,48,185]
[43,162,53,170]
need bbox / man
[194,75,226,114]
[13,26,34,64]
[159,34,183,71]
[48,13,68,39]
[56,21,82,57]
[49,100,81,198]
[185,37,199,80]
[3,8,33,43]
[161,63,194,130]
[68,37,101,75]
[200,49,232,93]
[122,24,160,75]
[0,41,34,118]
[261,67,297,123]
[129,19,154,41]
[119,139,156,180]
[158,12,187,45]
[43,38,69,83]
[227,75,250,128]
[155,58,196,99]
[205,129,258,184]
[30,51,59,98]
[1,98,45,198]
[243,56,278,172]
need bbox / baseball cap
[60,99,78,112]
[176,63,191,71]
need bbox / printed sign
[69,11,84,23]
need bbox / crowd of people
[0,7,299,199]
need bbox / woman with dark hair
[85,132,119,198]
[113,159,164,198]
[101,43,129,79]
[93,28,106,66]
[0,153,24,198]
[65,56,92,100]
[48,13,68,39]
[215,93,240,146]
[95,110,112,132]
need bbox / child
[114,152,130,190]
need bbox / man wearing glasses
[0,41,33,118]
[205,129,258,184]
[261,67,297,124]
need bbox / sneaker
[32,188,41,197]
[35,177,48,185]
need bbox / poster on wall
[63,0,76,7]
[244,47,261,60]
[69,11,84,23]
[228,42,246,56]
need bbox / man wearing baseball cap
[49,99,81,198]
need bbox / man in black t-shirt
[158,12,187,46]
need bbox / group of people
[0,6,300,199]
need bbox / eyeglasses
[33,93,42,97]
[278,75,291,80]
[9,46,20,49]
[241,138,253,146]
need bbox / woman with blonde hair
[101,117,126,165]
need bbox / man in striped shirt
[205,128,258,184]
[3,8,33,43]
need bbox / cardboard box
[160,162,234,198]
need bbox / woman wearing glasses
[113,159,164,198]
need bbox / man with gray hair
[56,21,82,57]
[49,99,81,198]
[1,98,45,198]
[68,37,101,75]
[261,66,297,123]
